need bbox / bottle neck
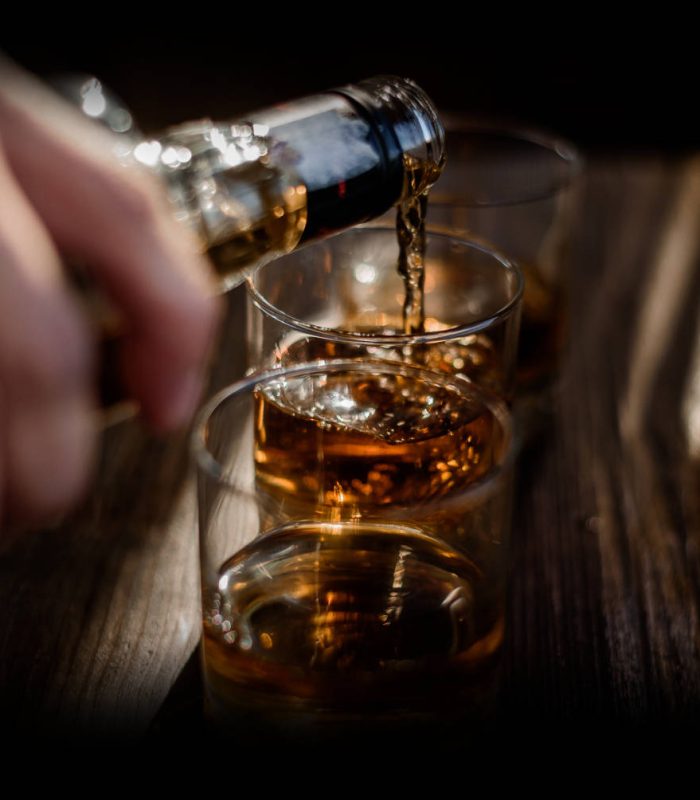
[336,76,446,197]
[241,76,445,244]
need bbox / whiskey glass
[193,359,514,749]
[246,225,523,402]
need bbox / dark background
[3,28,698,153]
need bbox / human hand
[0,60,221,525]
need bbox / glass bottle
[80,75,446,290]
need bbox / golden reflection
[683,316,700,459]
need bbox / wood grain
[0,288,247,739]
[504,155,700,734]
[2,156,700,742]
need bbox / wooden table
[2,154,700,745]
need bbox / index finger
[0,65,222,429]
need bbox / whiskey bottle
[77,75,445,290]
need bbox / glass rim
[192,358,514,502]
[246,225,524,346]
[433,114,584,207]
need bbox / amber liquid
[204,159,308,291]
[275,323,507,401]
[203,370,508,740]
[254,368,498,509]
[203,522,504,732]
[395,153,443,335]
